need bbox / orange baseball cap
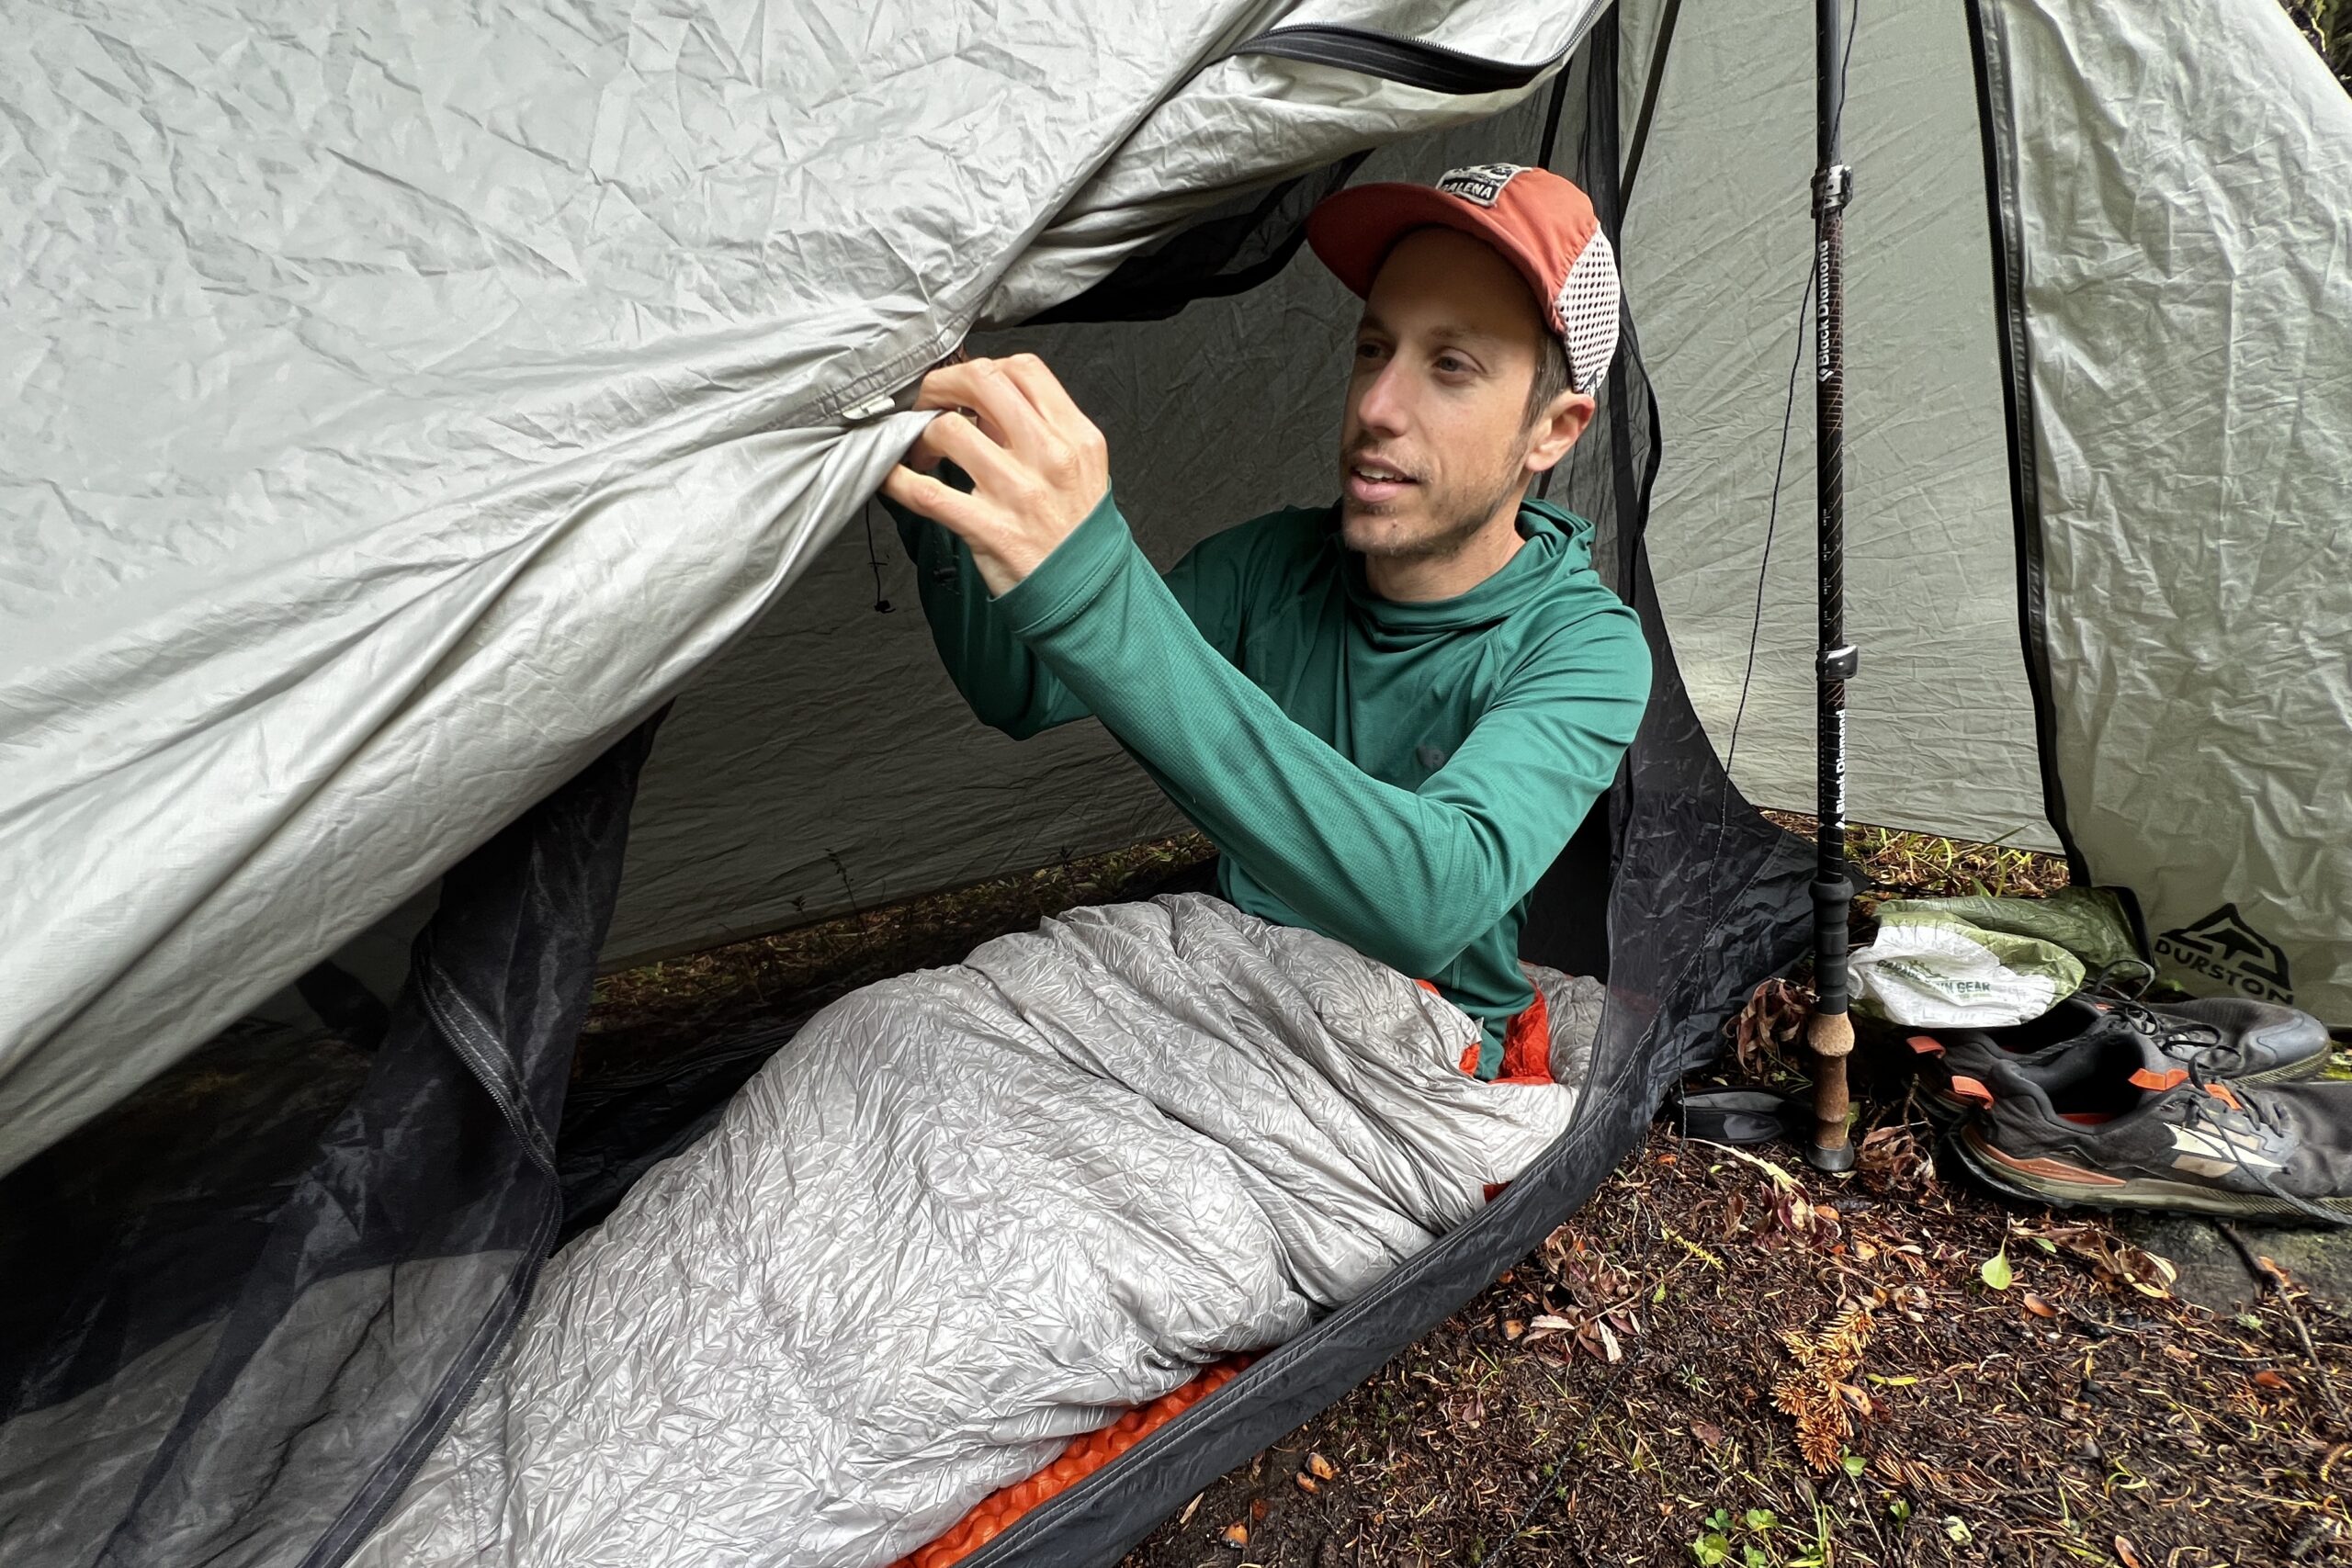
[1306,163,1621,395]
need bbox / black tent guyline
[1806,0,1860,1174]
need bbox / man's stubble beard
[1341,427,1534,561]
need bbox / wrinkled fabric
[1984,0,2352,1022]
[348,895,1589,1568]
[0,0,1607,1177]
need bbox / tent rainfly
[1,0,2345,1564]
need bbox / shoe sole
[2236,1050,2335,1086]
[1917,1045,2329,1133]
[1950,1123,2352,1224]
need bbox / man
[882,164,1651,1080]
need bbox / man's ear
[1524,392,1597,477]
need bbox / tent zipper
[297,960,563,1568]
[1227,22,1567,96]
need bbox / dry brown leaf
[1774,1302,1875,1472]
[1857,1122,1939,1197]
[2115,1533,2145,1568]
[1306,1452,1339,1482]
[2023,1294,2057,1319]
[1728,976,1815,1076]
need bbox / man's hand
[880,354,1111,598]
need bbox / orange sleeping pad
[887,1357,1253,1568]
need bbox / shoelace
[2132,1007,2233,1066]
[2173,1059,2352,1230]
[2096,996,2254,1076]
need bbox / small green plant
[1690,1509,1734,1567]
[1692,1506,1785,1568]
[1979,1246,2014,1292]
[1784,1502,1838,1568]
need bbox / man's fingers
[914,359,1052,457]
[902,424,946,474]
[993,353,1107,485]
[917,409,1023,491]
[992,352,1089,431]
[880,463,991,536]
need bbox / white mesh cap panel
[1556,230,1620,393]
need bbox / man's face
[1338,227,1556,559]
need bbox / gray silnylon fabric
[1987,0,2352,1022]
[979,1,1611,327]
[345,896,1591,1568]
[1616,0,2051,853]
[1615,0,2349,1020]
[0,0,1602,1176]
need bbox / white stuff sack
[1849,908,2086,1029]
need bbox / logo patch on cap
[1436,163,1527,208]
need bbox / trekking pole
[1805,0,1859,1174]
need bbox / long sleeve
[888,498,1091,739]
[886,496,1250,739]
[991,492,1652,982]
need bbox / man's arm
[888,497,1091,738]
[881,355,1649,980]
[887,488,1250,741]
[989,493,1648,977]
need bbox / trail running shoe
[1907,992,2330,1127]
[1946,1025,2352,1226]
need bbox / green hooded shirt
[890,491,1651,1077]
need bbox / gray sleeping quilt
[351,894,1594,1568]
